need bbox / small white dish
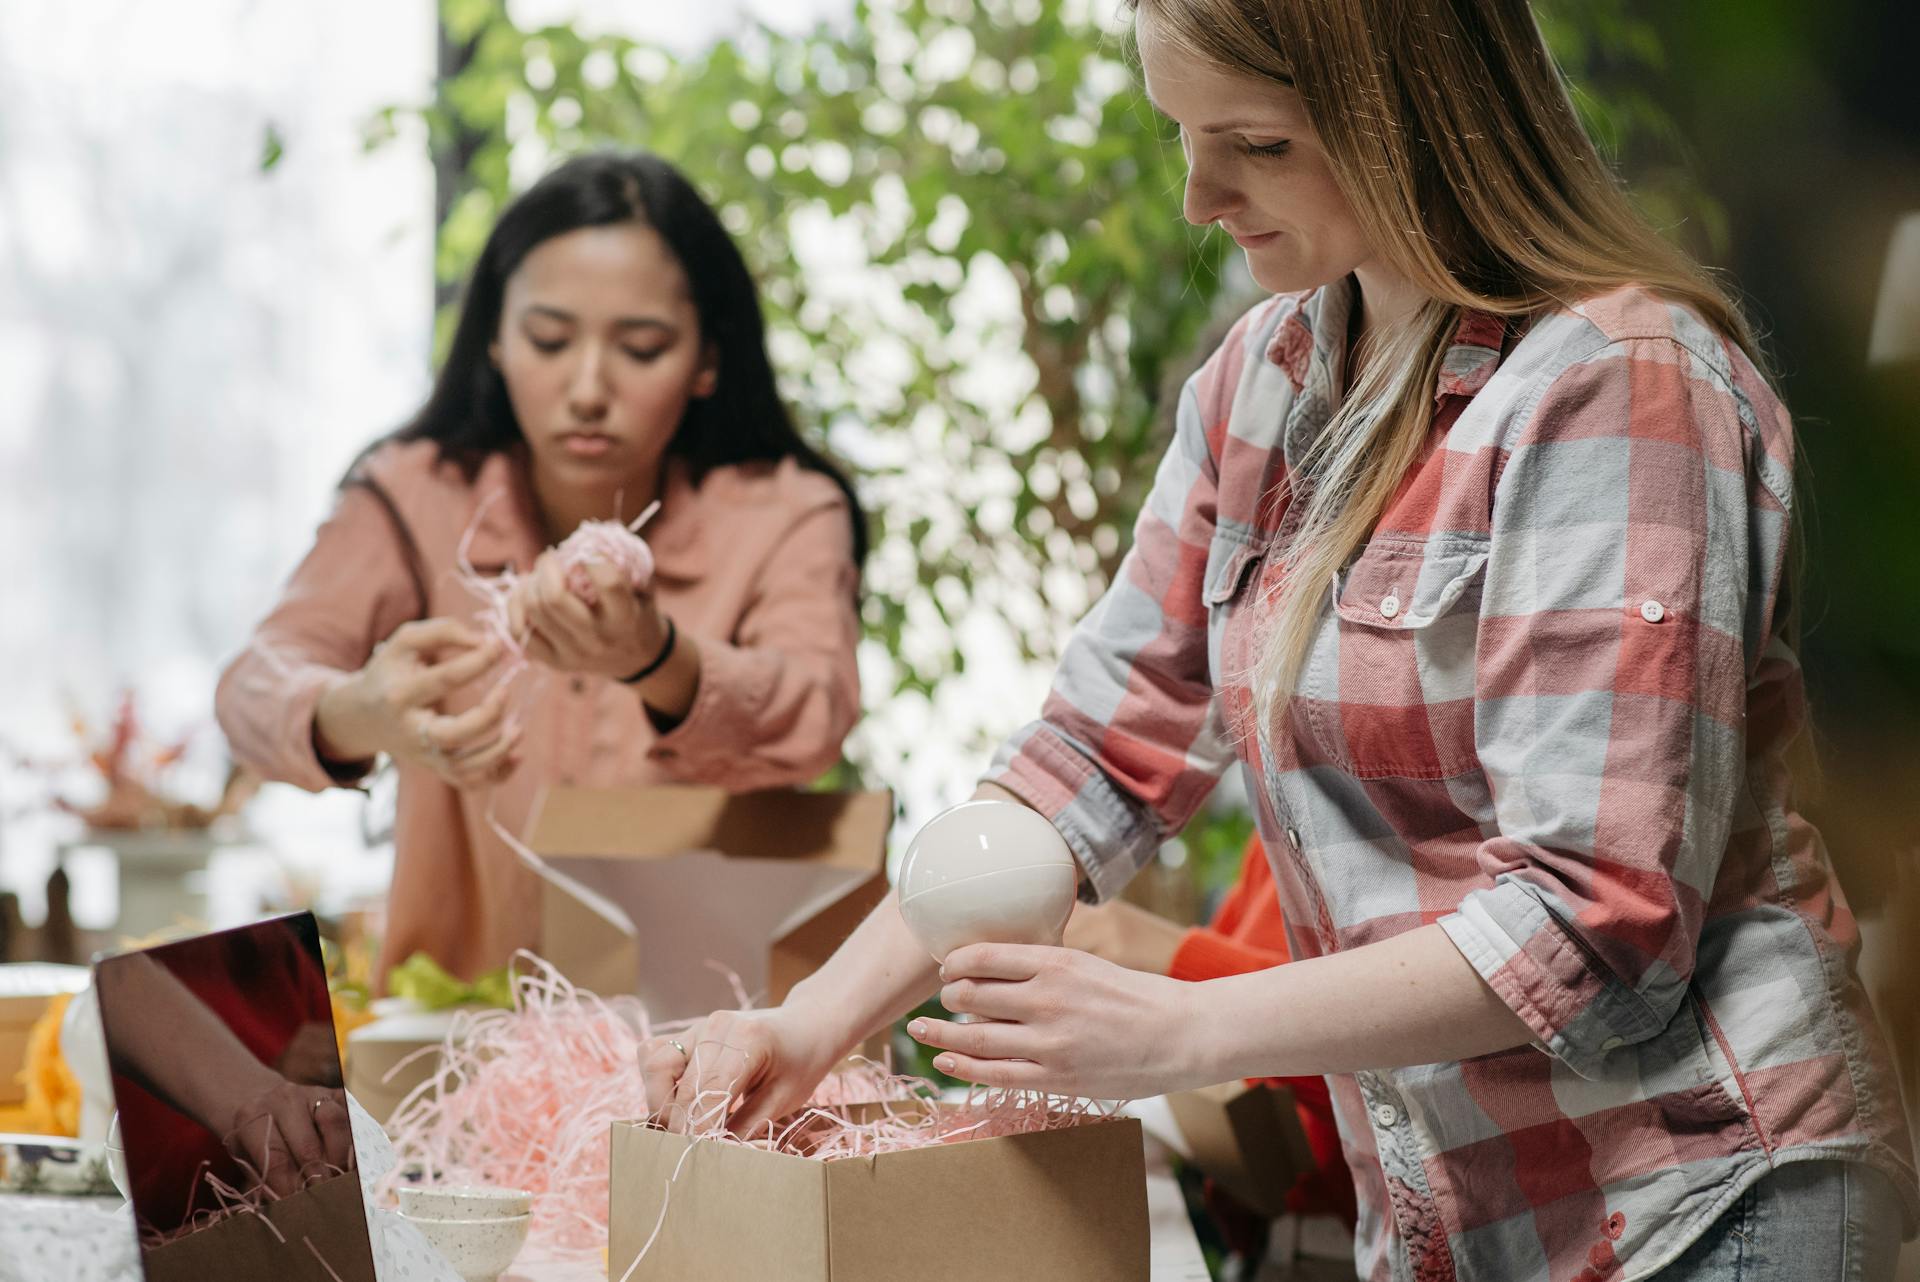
[401,1210,531,1282]
[396,1184,533,1221]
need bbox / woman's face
[491,222,716,490]
[1136,11,1376,296]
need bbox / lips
[558,431,616,459]
[1226,227,1280,248]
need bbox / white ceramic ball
[897,800,1079,961]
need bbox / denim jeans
[1651,1161,1907,1281]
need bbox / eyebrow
[1141,94,1290,135]
[523,304,675,332]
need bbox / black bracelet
[618,617,678,685]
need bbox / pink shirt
[216,439,862,982]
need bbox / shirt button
[1639,599,1665,624]
[1600,1036,1626,1052]
[1379,594,1401,619]
[1372,1102,1401,1128]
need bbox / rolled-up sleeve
[984,349,1245,902]
[1439,334,1783,1079]
[646,492,862,790]
[215,482,422,792]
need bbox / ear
[487,339,502,370]
[691,340,719,399]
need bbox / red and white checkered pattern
[987,280,1918,1281]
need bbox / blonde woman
[643,2,1917,1277]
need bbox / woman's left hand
[507,550,669,680]
[906,944,1213,1099]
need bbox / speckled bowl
[395,1184,533,1221]
[401,1210,530,1282]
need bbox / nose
[566,342,610,422]
[1181,145,1243,230]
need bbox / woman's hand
[214,1073,355,1198]
[906,944,1213,1099]
[314,618,520,790]
[507,552,669,681]
[637,1006,847,1143]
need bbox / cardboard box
[1164,1080,1313,1218]
[139,1168,375,1282]
[344,1008,472,1126]
[523,785,892,1022]
[608,1109,1150,1281]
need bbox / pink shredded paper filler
[378,955,1116,1271]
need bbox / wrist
[1175,974,1256,1088]
[313,674,380,764]
[618,615,677,685]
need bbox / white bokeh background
[0,0,925,933]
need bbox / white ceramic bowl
[401,1210,531,1282]
[104,1112,129,1201]
[395,1184,533,1221]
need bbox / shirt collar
[1264,276,1508,406]
[461,448,708,581]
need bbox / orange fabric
[1170,836,1356,1227]
[216,441,861,984]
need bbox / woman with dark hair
[217,151,866,984]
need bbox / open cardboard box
[1164,1080,1314,1218]
[343,1007,475,1126]
[523,784,892,1022]
[608,1105,1149,1281]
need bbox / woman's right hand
[638,1006,847,1143]
[215,1074,355,1198]
[313,618,520,790]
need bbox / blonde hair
[1132,0,1763,726]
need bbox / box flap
[524,785,892,873]
[1165,1081,1310,1218]
[825,1116,1149,1282]
[608,1121,827,1281]
[526,786,892,1021]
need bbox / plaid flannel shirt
[987,280,1917,1281]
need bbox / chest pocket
[1203,531,1267,608]
[1300,534,1489,780]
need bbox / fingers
[532,555,599,654]
[725,1079,806,1145]
[387,617,483,657]
[403,636,502,707]
[923,1051,1049,1091]
[907,1014,1041,1062]
[442,724,523,790]
[670,1022,768,1137]
[938,975,1034,1021]
[940,943,1054,984]
[270,1097,329,1175]
[639,1035,693,1124]
[422,681,510,755]
[587,558,641,633]
[311,1093,354,1172]
[505,578,532,643]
